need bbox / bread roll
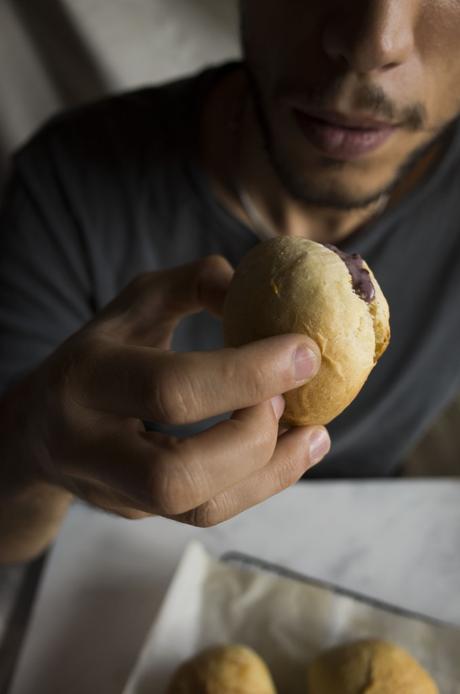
[223,237,390,426]
[167,644,276,693]
[306,639,439,693]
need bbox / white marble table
[7,481,460,694]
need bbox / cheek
[417,5,460,122]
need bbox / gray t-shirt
[2,63,460,478]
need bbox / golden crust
[223,237,391,426]
[167,644,276,694]
[306,639,439,693]
[363,260,391,362]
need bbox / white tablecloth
[7,480,460,694]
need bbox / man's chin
[273,160,394,211]
[291,189,388,212]
[268,121,448,212]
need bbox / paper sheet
[123,542,460,694]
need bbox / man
[2,0,460,563]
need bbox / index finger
[75,334,320,424]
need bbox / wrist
[0,371,69,499]
[0,373,73,563]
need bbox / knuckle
[189,497,224,528]
[198,254,233,281]
[148,375,176,424]
[150,463,182,515]
[55,334,102,399]
[274,453,304,491]
[221,417,276,472]
[48,341,83,393]
[152,469,182,515]
[247,363,272,402]
[150,441,200,515]
[200,254,223,272]
[113,508,149,521]
[219,351,239,389]
[147,361,198,425]
[245,417,278,459]
[222,352,269,404]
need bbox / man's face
[240,0,460,210]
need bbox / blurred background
[0,0,458,474]
[0,0,240,178]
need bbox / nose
[322,0,416,74]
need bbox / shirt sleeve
[0,135,94,396]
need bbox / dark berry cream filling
[323,243,375,303]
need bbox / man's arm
[0,375,73,564]
[0,131,96,563]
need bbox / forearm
[0,483,72,564]
[0,376,73,564]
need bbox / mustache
[279,79,428,132]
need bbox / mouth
[293,108,399,161]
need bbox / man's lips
[293,108,399,160]
[299,106,397,130]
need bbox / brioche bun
[167,644,276,694]
[306,639,439,693]
[223,237,390,426]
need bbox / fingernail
[271,395,286,420]
[294,345,319,382]
[308,428,330,465]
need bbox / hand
[19,255,330,527]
